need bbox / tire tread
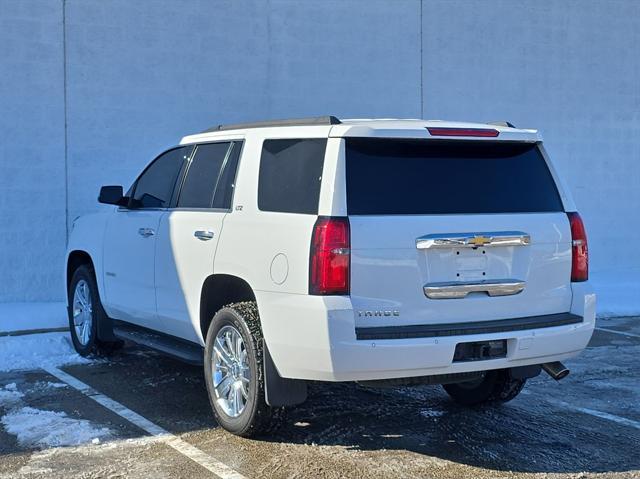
[443,369,526,406]
[68,264,120,357]
[205,301,284,437]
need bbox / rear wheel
[443,369,526,406]
[204,302,283,437]
[68,264,121,357]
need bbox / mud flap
[95,310,119,342]
[263,343,307,407]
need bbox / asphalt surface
[1,317,639,479]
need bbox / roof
[181,117,541,144]
[201,116,341,132]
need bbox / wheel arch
[200,274,257,340]
[66,250,95,291]
[66,249,118,342]
[200,274,307,407]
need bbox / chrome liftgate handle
[423,279,526,299]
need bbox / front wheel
[443,369,526,406]
[203,302,283,437]
[68,264,121,357]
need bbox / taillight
[309,217,350,295]
[568,212,588,282]
[427,127,500,137]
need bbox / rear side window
[178,142,231,208]
[212,142,241,209]
[258,139,326,214]
[345,139,563,215]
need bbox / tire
[442,369,526,406]
[203,301,283,437]
[68,264,121,357]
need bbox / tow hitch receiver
[453,339,507,362]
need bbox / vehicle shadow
[270,380,640,475]
[59,346,640,476]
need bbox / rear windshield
[345,139,563,215]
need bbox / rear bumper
[354,312,583,340]
[256,283,596,382]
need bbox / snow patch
[0,383,24,407]
[0,332,91,372]
[1,406,112,448]
[419,408,445,418]
[31,381,69,391]
[0,378,112,450]
[43,381,68,389]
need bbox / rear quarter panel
[213,131,333,364]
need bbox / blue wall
[0,1,66,301]
[1,0,638,303]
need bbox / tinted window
[178,142,231,208]
[346,139,563,215]
[258,139,326,214]
[212,142,242,209]
[132,147,191,208]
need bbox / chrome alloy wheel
[212,325,250,418]
[72,279,93,346]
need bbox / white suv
[65,117,595,436]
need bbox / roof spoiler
[488,121,516,128]
[202,116,341,133]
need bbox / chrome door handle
[416,231,530,250]
[194,230,214,241]
[138,227,155,238]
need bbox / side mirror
[98,185,127,206]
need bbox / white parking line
[595,327,640,339]
[44,366,248,479]
[543,396,640,431]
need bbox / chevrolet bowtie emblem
[468,235,492,247]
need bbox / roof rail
[202,116,341,133]
[488,121,516,128]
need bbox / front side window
[131,146,192,208]
[258,138,326,214]
[178,142,232,208]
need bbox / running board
[113,321,204,365]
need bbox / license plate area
[453,339,507,362]
[454,249,489,281]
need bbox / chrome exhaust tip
[542,361,570,381]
